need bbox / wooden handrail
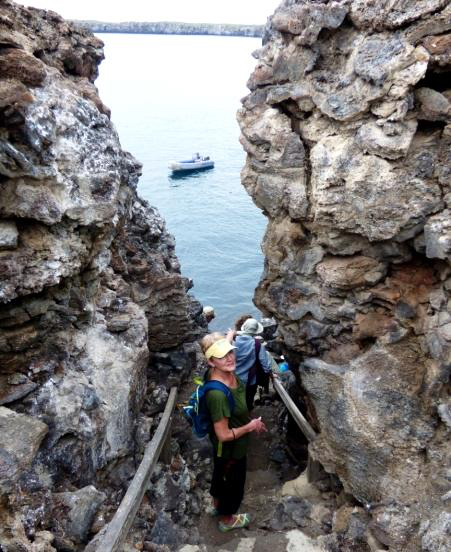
[91,374,316,552]
[272,376,317,442]
[93,386,178,552]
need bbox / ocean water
[96,34,267,332]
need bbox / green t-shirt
[206,377,250,459]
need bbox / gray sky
[15,1,281,24]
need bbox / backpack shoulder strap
[203,380,235,412]
[203,380,230,394]
[254,338,261,356]
[247,338,261,387]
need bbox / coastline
[74,20,264,38]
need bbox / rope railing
[92,386,178,552]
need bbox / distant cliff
[75,20,264,38]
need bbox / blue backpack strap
[203,380,235,458]
[203,380,235,413]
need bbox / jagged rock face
[239,1,450,551]
[0,1,204,549]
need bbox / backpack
[182,379,235,438]
[248,339,270,393]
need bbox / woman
[201,332,267,532]
[228,317,274,411]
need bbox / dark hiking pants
[245,383,257,411]
[210,455,247,516]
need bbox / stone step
[178,529,326,552]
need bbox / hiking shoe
[218,513,250,532]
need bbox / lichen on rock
[239,1,451,550]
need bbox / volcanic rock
[0,1,205,548]
[238,1,451,550]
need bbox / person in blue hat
[230,317,274,410]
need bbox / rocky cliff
[238,1,451,551]
[0,1,204,550]
[77,20,264,38]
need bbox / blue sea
[96,34,267,332]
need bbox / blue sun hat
[238,318,264,336]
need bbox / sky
[15,0,282,25]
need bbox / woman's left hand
[250,416,267,434]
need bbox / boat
[168,153,214,174]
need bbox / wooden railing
[91,387,178,552]
[272,376,317,442]
[89,373,319,551]
[272,375,322,482]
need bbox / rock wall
[0,1,204,549]
[238,1,450,551]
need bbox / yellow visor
[205,339,236,360]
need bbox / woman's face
[208,351,236,372]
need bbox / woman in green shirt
[201,332,267,533]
